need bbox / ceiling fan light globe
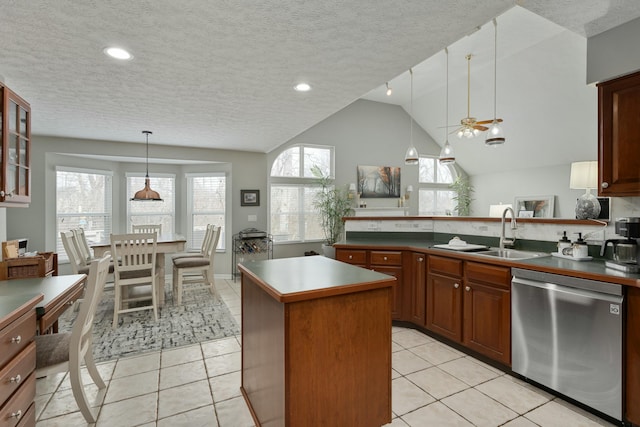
[485,121,505,146]
[404,145,419,165]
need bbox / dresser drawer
[466,262,511,289]
[14,402,34,427]
[336,250,367,265]
[0,311,36,370]
[428,255,463,277]
[0,342,35,405]
[0,372,35,427]
[370,251,402,266]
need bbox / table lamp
[570,161,601,219]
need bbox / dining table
[91,234,186,306]
[0,274,86,333]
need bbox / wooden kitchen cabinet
[598,70,640,196]
[0,83,31,206]
[463,262,511,365]
[408,252,427,325]
[426,255,463,342]
[336,248,405,320]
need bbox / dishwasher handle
[512,276,624,305]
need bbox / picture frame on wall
[357,165,401,198]
[514,195,555,218]
[241,190,260,206]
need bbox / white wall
[587,16,640,84]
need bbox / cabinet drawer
[466,262,511,289]
[370,251,402,266]
[0,311,36,370]
[0,372,35,427]
[428,255,463,277]
[39,284,83,333]
[15,402,34,427]
[0,341,35,406]
[336,250,367,265]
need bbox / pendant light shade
[405,68,419,165]
[131,130,163,201]
[440,48,456,165]
[485,18,505,146]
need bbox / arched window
[417,155,458,215]
[269,145,334,242]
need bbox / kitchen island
[238,256,395,427]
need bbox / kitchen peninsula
[238,256,395,427]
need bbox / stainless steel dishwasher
[511,268,623,421]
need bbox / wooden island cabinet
[239,256,394,427]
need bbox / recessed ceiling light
[104,47,133,60]
[294,82,311,92]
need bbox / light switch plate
[248,215,257,222]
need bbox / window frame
[126,172,176,233]
[417,155,458,216]
[269,144,334,244]
[185,172,227,251]
[55,166,113,262]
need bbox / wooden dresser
[0,294,42,427]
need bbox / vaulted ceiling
[1,1,639,170]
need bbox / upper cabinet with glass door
[0,83,31,206]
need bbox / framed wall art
[514,195,555,218]
[357,165,401,198]
[241,190,260,206]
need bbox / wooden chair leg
[69,352,99,423]
[112,284,120,329]
[176,270,183,306]
[84,340,106,389]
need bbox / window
[127,174,175,233]
[418,156,457,215]
[186,173,226,251]
[56,167,112,262]
[270,145,333,243]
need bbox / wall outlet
[248,214,257,222]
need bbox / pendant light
[131,130,163,201]
[404,68,419,165]
[440,48,455,165]
[485,18,506,146]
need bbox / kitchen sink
[473,249,550,260]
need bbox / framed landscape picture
[357,165,401,198]
[241,190,260,206]
[514,195,554,218]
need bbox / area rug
[58,284,240,363]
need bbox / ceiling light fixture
[485,18,506,146]
[404,68,419,165]
[294,82,311,92]
[386,82,393,96]
[131,131,163,201]
[439,48,455,165]
[104,47,133,60]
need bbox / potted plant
[450,175,474,216]
[311,165,354,258]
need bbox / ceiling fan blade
[474,125,489,132]
[475,118,503,125]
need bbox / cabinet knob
[601,182,609,189]
[10,374,21,384]
[348,255,353,259]
[383,256,388,261]
[0,191,12,197]
[465,286,471,292]
[418,257,424,262]
[11,335,21,344]
[10,410,22,420]
[454,283,459,289]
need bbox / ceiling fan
[453,54,502,138]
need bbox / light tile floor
[36,279,616,427]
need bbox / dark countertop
[335,238,640,288]
[238,256,397,303]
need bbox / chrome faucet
[500,207,517,250]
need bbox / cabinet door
[598,71,640,196]
[371,265,402,320]
[426,273,462,342]
[1,86,31,204]
[409,253,426,326]
[463,281,510,365]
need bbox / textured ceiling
[1,1,639,154]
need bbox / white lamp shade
[569,161,598,190]
[349,183,356,191]
[406,185,413,193]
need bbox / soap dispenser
[557,231,571,254]
[573,232,589,258]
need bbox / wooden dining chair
[172,225,220,305]
[132,224,162,235]
[171,224,214,261]
[61,231,90,275]
[110,233,159,328]
[72,228,95,264]
[35,254,111,423]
